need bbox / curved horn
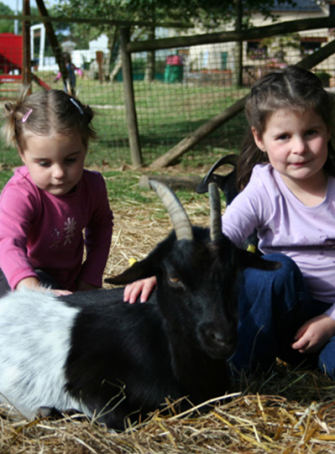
[149,180,193,241]
[209,182,223,243]
[196,153,238,194]
[203,154,238,186]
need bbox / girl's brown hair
[237,65,335,191]
[1,86,97,151]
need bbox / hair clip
[70,98,84,115]
[22,109,33,123]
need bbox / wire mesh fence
[1,26,335,168]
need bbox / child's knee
[242,253,292,295]
[263,253,299,276]
[263,254,306,294]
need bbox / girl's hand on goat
[292,314,335,354]
[51,289,73,296]
[124,277,157,304]
[16,278,72,296]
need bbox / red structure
[0,32,50,97]
[0,33,23,73]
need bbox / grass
[0,74,248,166]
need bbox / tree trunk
[144,26,156,83]
[35,0,68,85]
[107,27,120,82]
[232,0,243,87]
[120,27,143,167]
[110,53,122,82]
[22,0,31,89]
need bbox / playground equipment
[0,32,50,99]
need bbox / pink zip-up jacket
[0,166,113,290]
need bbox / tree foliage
[53,0,296,80]
[0,1,14,34]
[54,0,297,36]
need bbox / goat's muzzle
[199,322,237,359]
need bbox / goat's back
[63,290,182,428]
[0,288,181,429]
[0,290,85,418]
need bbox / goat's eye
[168,276,185,290]
[169,277,179,282]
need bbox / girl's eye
[306,129,317,137]
[38,161,50,167]
[277,134,289,141]
[65,158,76,164]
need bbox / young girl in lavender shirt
[126,66,335,380]
[0,88,113,296]
[221,65,335,378]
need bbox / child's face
[19,131,87,196]
[252,108,330,187]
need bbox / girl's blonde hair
[1,86,97,150]
[237,65,335,191]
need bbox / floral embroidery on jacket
[64,217,77,245]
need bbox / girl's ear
[251,127,266,152]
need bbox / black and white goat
[0,182,279,430]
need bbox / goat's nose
[205,327,225,346]
[200,322,237,355]
[200,323,237,359]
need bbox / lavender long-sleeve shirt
[222,164,335,319]
[0,167,113,291]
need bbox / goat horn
[149,180,193,241]
[209,182,223,242]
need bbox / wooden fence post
[22,0,31,90]
[120,27,143,167]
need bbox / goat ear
[237,249,282,271]
[105,256,156,285]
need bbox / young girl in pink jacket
[0,88,113,295]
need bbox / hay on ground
[1,174,335,453]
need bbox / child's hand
[124,277,157,304]
[16,278,72,296]
[51,289,73,296]
[16,276,42,291]
[292,314,335,354]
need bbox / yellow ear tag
[128,257,138,266]
[246,245,256,254]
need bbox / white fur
[0,289,88,419]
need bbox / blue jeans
[231,253,335,380]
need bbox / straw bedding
[1,175,335,453]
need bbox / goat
[0,181,279,430]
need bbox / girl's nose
[292,136,306,154]
[53,165,65,179]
